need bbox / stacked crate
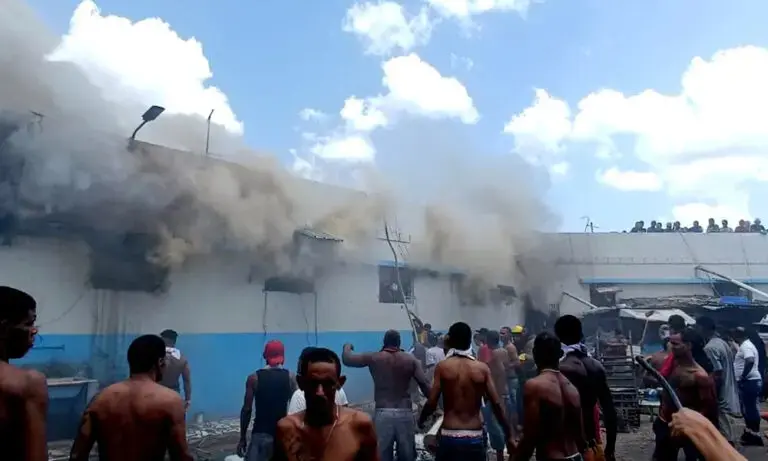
[599,344,641,432]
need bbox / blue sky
[27,0,768,232]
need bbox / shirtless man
[0,286,47,461]
[481,330,513,461]
[273,347,379,461]
[515,332,584,461]
[554,315,617,461]
[418,321,514,461]
[653,329,718,461]
[159,329,191,411]
[342,330,430,461]
[69,334,192,461]
[500,326,522,428]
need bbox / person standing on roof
[159,329,192,412]
[237,340,297,461]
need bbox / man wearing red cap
[237,340,297,461]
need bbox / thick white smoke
[0,1,563,307]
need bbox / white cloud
[343,2,432,56]
[506,45,768,215]
[303,53,478,164]
[340,97,389,132]
[550,161,569,176]
[596,167,663,192]
[672,202,750,227]
[374,53,479,123]
[427,0,531,20]
[450,53,474,71]
[299,108,327,122]
[310,134,376,162]
[50,0,242,134]
[503,89,571,164]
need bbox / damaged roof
[297,227,343,242]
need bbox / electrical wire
[383,220,419,338]
[38,286,88,328]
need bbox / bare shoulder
[155,382,185,404]
[342,408,374,432]
[277,413,301,434]
[23,369,47,394]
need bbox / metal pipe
[694,265,768,300]
[562,290,601,310]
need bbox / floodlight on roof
[130,105,166,140]
[142,105,165,122]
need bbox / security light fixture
[130,105,166,140]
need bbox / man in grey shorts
[343,330,431,461]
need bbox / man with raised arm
[514,332,584,461]
[419,321,514,461]
[0,286,48,461]
[554,315,617,461]
[69,334,192,461]
[273,348,379,461]
[343,329,430,461]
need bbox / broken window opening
[378,265,414,304]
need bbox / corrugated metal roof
[619,308,694,324]
[297,228,343,242]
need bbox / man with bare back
[653,329,718,461]
[514,332,584,461]
[0,286,47,461]
[159,329,192,411]
[480,330,514,461]
[69,334,192,461]
[342,329,430,461]
[555,315,617,461]
[273,347,379,461]
[419,321,514,461]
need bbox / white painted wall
[0,238,518,336]
[546,233,768,313]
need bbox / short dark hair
[127,335,166,374]
[297,346,318,374]
[424,323,432,329]
[733,326,747,340]
[668,315,686,332]
[486,330,500,346]
[554,315,582,345]
[299,347,341,376]
[0,286,36,323]
[695,316,715,333]
[160,329,178,342]
[383,330,401,348]
[447,322,472,350]
[533,331,562,367]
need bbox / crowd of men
[0,285,749,461]
[643,314,767,457]
[629,218,766,233]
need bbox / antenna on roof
[205,109,214,157]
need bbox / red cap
[264,340,285,367]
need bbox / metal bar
[562,290,601,310]
[694,265,768,300]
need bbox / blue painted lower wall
[15,330,413,419]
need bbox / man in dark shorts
[653,329,718,461]
[343,329,430,461]
[237,339,297,461]
[554,315,617,461]
[480,330,514,461]
[158,329,192,411]
[69,334,192,461]
[515,332,584,461]
[500,326,522,429]
[0,286,47,461]
[419,321,514,461]
[273,347,379,461]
